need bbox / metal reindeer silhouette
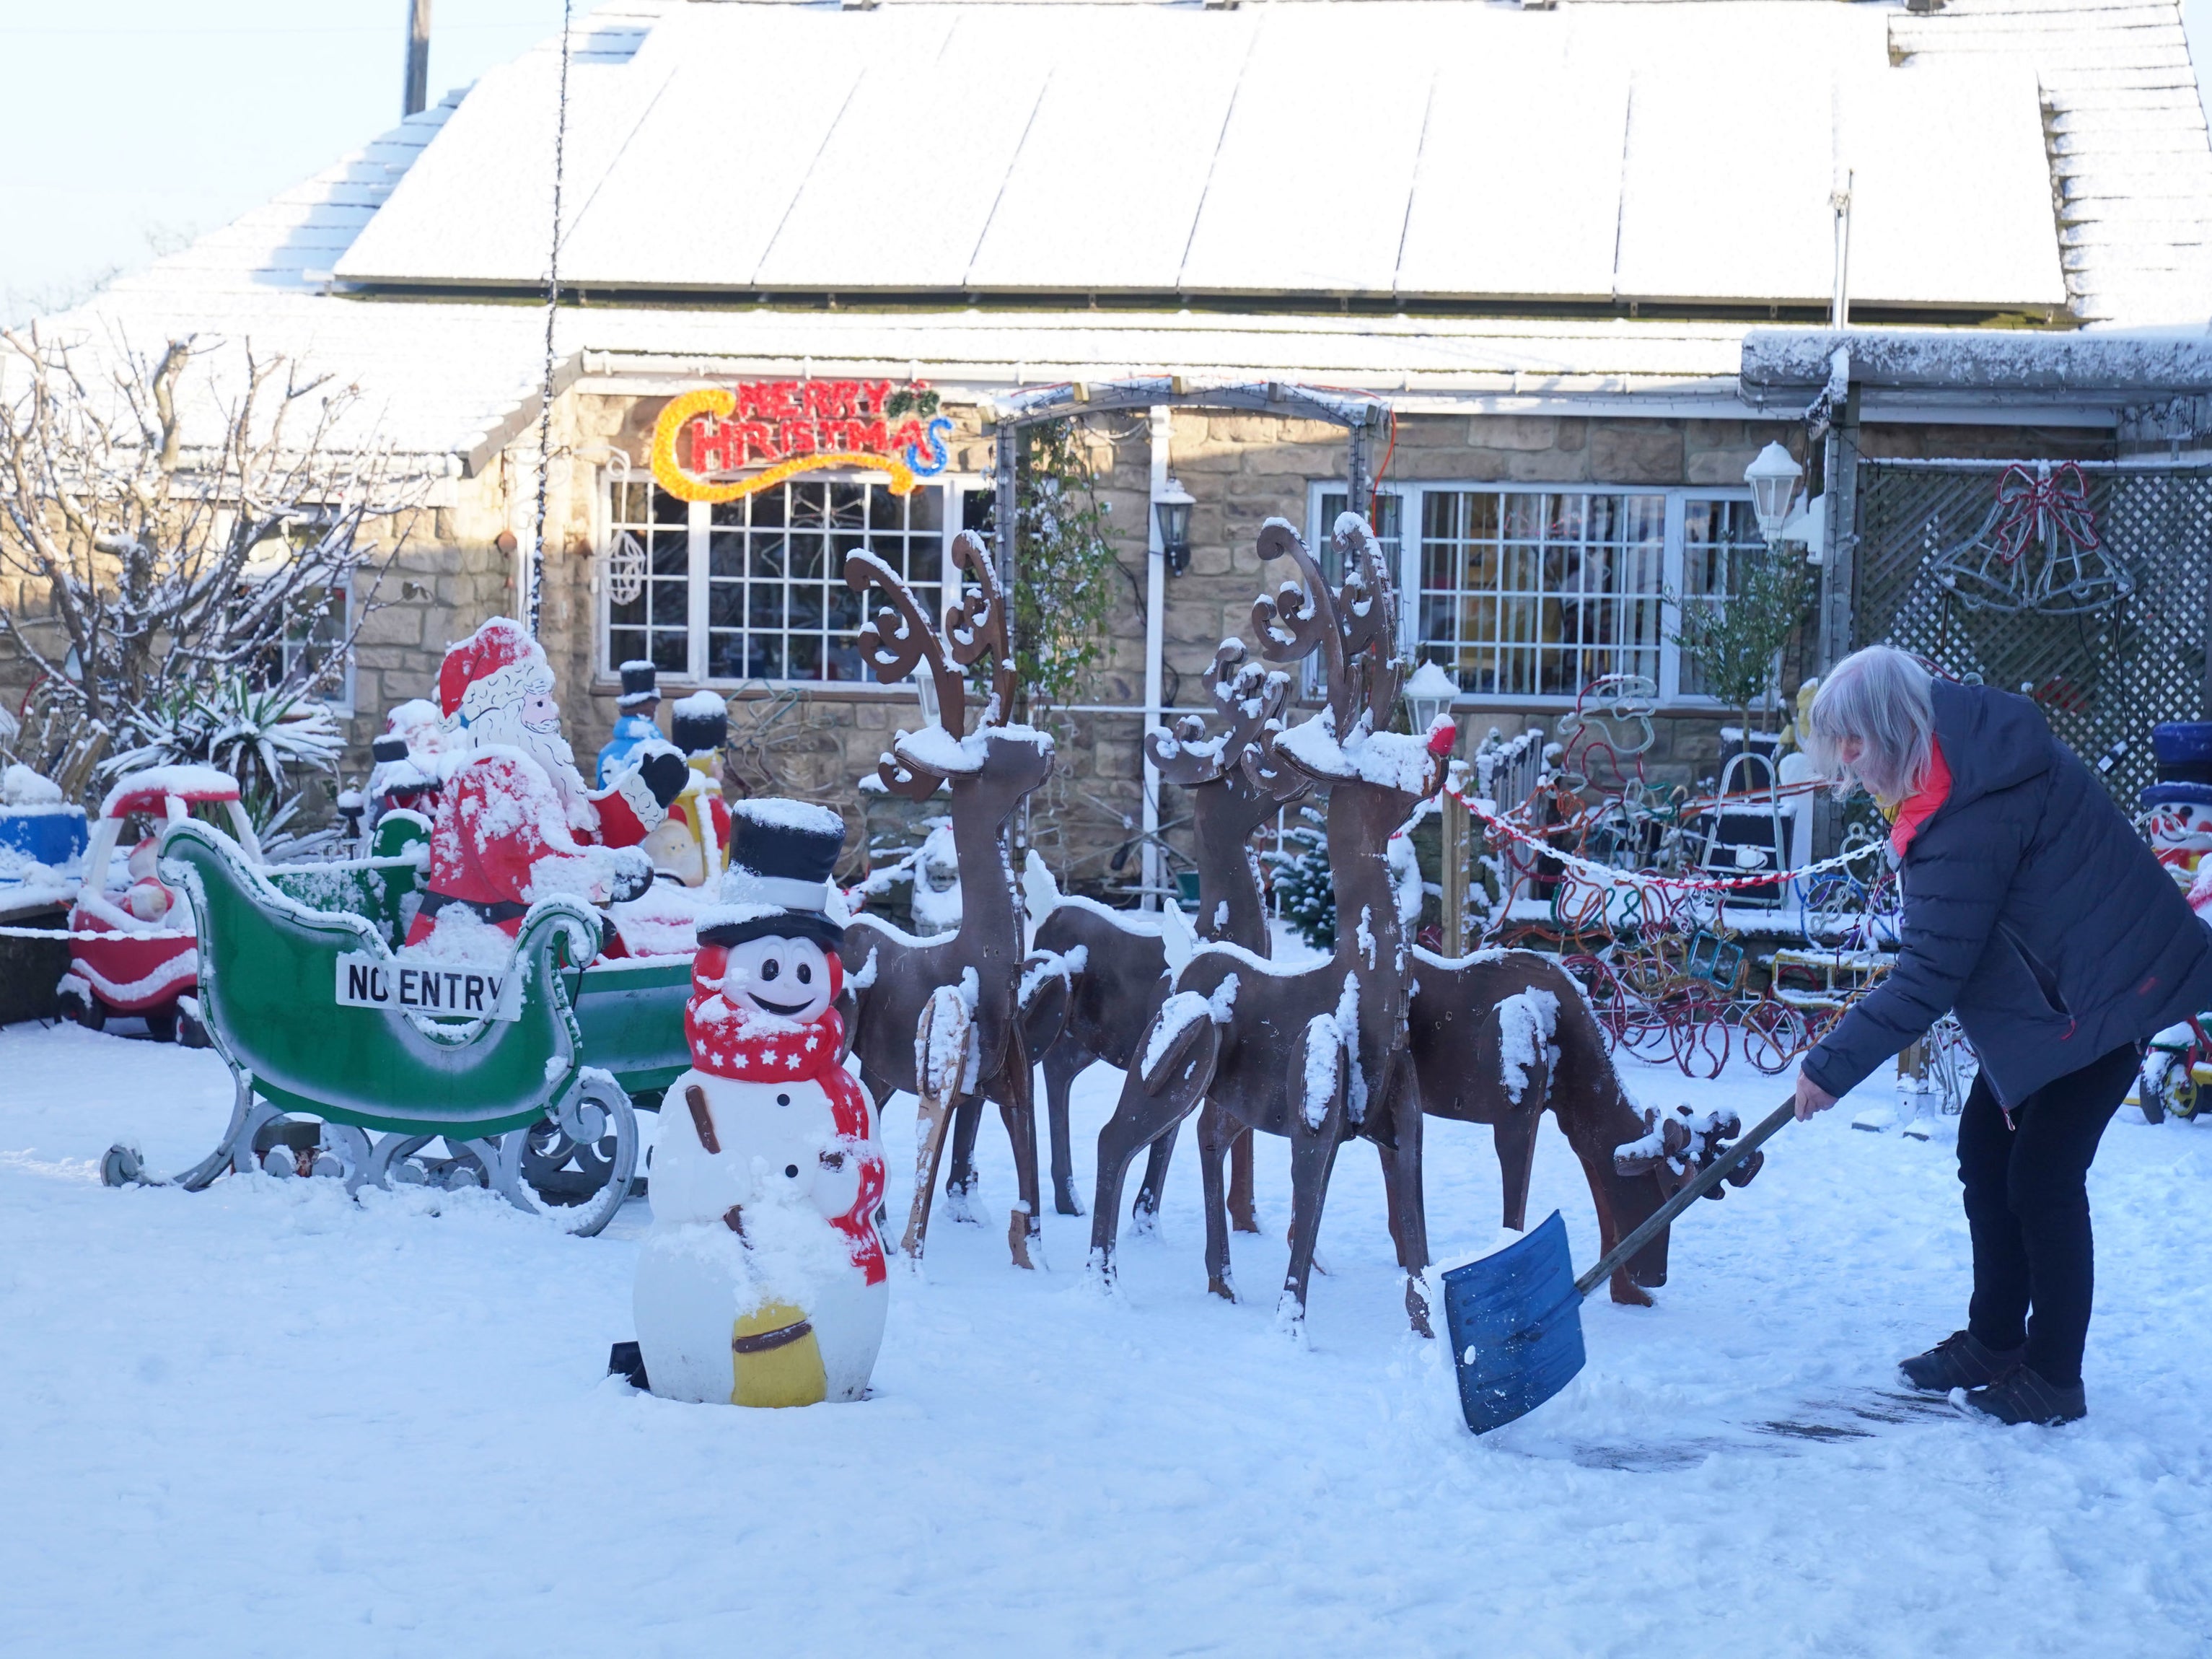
[838,532,1058,1269]
[1087,514,1453,1335]
[1030,641,1309,1226]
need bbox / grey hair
[1804,645,1934,802]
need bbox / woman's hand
[1794,1067,1839,1122]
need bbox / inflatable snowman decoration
[2143,721,2212,919]
[633,799,886,1407]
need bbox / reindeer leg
[1226,1124,1260,1234]
[997,1035,1045,1271]
[943,1095,986,1225]
[1280,1020,1349,1340]
[903,1088,954,1265]
[1044,1042,1089,1217]
[1195,1103,1239,1302]
[1130,1117,1178,1237]
[1493,1112,1541,1233]
[1089,1016,1219,1291]
[904,991,973,1265]
[1376,1098,1433,1337]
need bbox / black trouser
[1957,1041,2136,1388]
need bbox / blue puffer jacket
[1804,680,2212,1107]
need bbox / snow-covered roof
[1890,0,2212,325]
[336,0,2076,314]
[22,0,2211,467]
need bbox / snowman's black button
[776,1093,791,1106]
[784,1163,799,1178]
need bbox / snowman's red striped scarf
[684,959,885,1284]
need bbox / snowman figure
[632,799,886,1407]
[2142,721,2212,919]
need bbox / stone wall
[255,394,2125,896]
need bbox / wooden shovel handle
[1573,1098,1797,1300]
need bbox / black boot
[1962,1364,2086,1426]
[1898,1329,2024,1393]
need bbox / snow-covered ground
[4,1017,2209,1657]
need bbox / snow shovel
[1441,1097,1797,1435]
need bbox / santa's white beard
[470,709,592,815]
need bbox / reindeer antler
[941,531,1015,727]
[1251,515,1404,738]
[1250,522,1346,718]
[1333,513,1404,735]
[847,549,967,800]
[1145,640,1286,787]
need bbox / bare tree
[0,325,417,794]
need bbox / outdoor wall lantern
[1403,659,1460,736]
[1153,477,1195,574]
[1744,442,1804,548]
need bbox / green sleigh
[102,818,695,1237]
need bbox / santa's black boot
[1899,1329,2024,1393]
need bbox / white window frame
[598,468,985,691]
[1307,480,1761,710]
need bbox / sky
[3,0,2211,324]
[0,0,573,322]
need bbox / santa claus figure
[364,697,452,832]
[631,800,886,1407]
[2143,720,2212,920]
[405,618,688,947]
[123,835,175,924]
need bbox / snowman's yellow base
[731,1301,827,1408]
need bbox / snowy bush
[104,673,343,857]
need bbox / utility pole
[403,0,431,118]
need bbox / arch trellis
[986,378,1391,669]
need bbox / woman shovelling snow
[1793,646,2212,1427]
[632,799,887,1408]
[403,618,689,949]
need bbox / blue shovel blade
[1441,1209,1587,1435]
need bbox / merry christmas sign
[650,379,953,504]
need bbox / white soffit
[330,0,2076,312]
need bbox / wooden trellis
[1852,458,2212,807]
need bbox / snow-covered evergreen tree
[1267,804,1334,950]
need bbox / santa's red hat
[438,618,552,727]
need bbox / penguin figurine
[597,661,663,788]
[631,799,886,1406]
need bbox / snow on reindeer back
[1273,706,1445,793]
[890,719,1054,779]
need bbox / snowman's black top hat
[672,691,729,758]
[616,660,659,711]
[698,799,848,949]
[2143,722,2212,810]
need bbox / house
[14,0,2212,889]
